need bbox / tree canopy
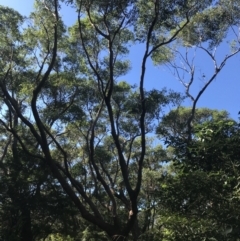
[0,0,240,240]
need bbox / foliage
[0,0,240,240]
[157,107,230,143]
[157,119,240,241]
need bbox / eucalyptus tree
[0,0,240,240]
[0,136,80,241]
[0,5,78,241]
[156,107,230,143]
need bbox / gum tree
[0,0,240,240]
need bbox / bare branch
[186,47,240,141]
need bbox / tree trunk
[20,206,33,241]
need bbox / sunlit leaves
[179,3,240,48]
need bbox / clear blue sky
[2,0,240,120]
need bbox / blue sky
[2,0,240,120]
